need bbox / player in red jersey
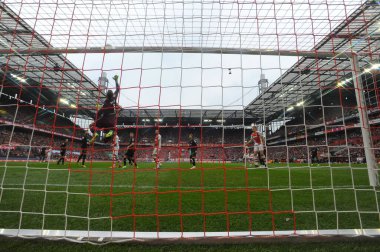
[245,124,266,168]
[243,140,253,167]
[152,129,162,169]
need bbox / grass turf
[0,161,379,233]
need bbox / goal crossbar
[0,46,355,58]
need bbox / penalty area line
[0,183,373,190]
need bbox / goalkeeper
[90,75,120,143]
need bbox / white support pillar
[350,53,378,187]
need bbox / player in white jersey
[46,147,52,162]
[110,134,121,168]
[152,129,162,169]
[243,140,253,167]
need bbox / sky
[6,0,363,110]
[66,52,298,109]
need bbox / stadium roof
[117,108,253,125]
[245,0,380,123]
[0,3,102,117]
[0,1,379,125]
[0,1,253,123]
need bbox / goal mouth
[1,0,380,245]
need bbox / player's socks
[260,158,266,166]
[89,133,98,144]
[105,130,113,138]
[154,157,160,169]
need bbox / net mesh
[0,0,379,242]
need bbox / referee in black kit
[77,132,89,168]
[57,139,68,165]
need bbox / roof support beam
[144,109,153,121]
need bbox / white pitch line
[1,183,264,189]
[0,183,375,190]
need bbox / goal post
[350,53,379,187]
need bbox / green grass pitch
[0,161,379,233]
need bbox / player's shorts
[60,151,66,157]
[253,144,264,152]
[152,148,160,156]
[126,150,135,158]
[94,114,116,127]
[113,148,119,160]
[81,148,87,154]
[190,151,197,159]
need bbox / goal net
[0,0,379,243]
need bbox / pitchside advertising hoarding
[0,145,80,155]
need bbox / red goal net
[0,0,379,242]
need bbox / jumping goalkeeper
[90,75,120,144]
